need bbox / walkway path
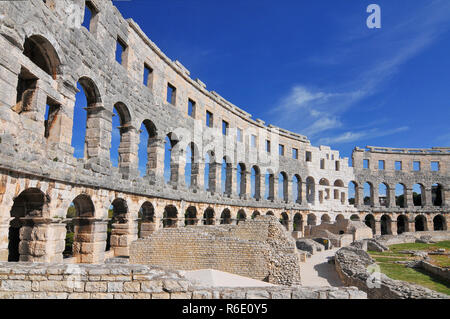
[299,248,343,287]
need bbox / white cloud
[318,126,410,145]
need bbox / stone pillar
[73,218,107,263]
[18,218,66,263]
[283,179,290,203]
[372,189,379,208]
[423,187,432,207]
[110,220,137,257]
[177,215,185,228]
[301,182,307,204]
[390,220,398,235]
[139,222,157,238]
[443,186,450,207]
[207,162,220,194]
[228,167,237,198]
[85,104,113,167]
[0,218,11,261]
[408,219,416,233]
[387,188,396,208]
[241,171,250,199]
[426,218,433,231]
[191,161,204,192]
[118,125,139,180]
[356,186,364,207]
[405,188,414,208]
[268,174,277,201]
[255,172,263,201]
[374,219,382,235]
[147,137,165,185]
[169,148,186,190]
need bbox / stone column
[356,186,364,207]
[169,148,186,190]
[387,188,396,208]
[283,179,290,203]
[408,218,416,233]
[147,137,165,185]
[208,162,221,194]
[268,174,277,201]
[110,220,137,257]
[405,188,414,208]
[190,161,204,192]
[241,170,250,199]
[372,189,379,208]
[443,186,450,207]
[0,218,11,261]
[85,104,113,168]
[228,167,237,198]
[73,218,107,263]
[390,220,398,235]
[117,125,139,180]
[255,172,263,201]
[301,182,307,204]
[374,219,382,235]
[423,187,432,207]
[18,218,66,263]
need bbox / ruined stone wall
[0,262,366,299]
[334,246,448,299]
[130,216,302,286]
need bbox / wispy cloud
[268,1,450,146]
[318,126,409,145]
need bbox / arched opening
[251,211,260,219]
[293,213,303,231]
[203,208,215,225]
[395,184,406,208]
[335,214,345,222]
[379,183,389,207]
[163,205,178,228]
[106,198,128,252]
[415,215,427,232]
[251,166,261,200]
[432,183,443,207]
[293,175,302,204]
[280,212,289,230]
[23,35,60,79]
[110,102,132,170]
[364,214,376,234]
[220,209,231,224]
[433,215,446,231]
[8,188,46,262]
[350,214,360,221]
[321,214,331,224]
[71,77,102,159]
[278,172,288,202]
[138,202,155,238]
[380,215,392,235]
[307,213,317,226]
[237,210,246,224]
[64,194,95,260]
[138,120,157,177]
[185,206,198,226]
[413,184,425,207]
[266,211,274,216]
[306,177,315,204]
[397,215,408,234]
[348,181,358,206]
[363,182,373,206]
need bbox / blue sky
[73,0,450,173]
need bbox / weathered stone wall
[419,261,450,284]
[334,232,450,299]
[130,216,301,286]
[0,262,366,299]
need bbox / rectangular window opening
[115,37,127,65]
[206,111,213,128]
[188,99,196,118]
[266,140,271,153]
[167,83,176,105]
[82,1,98,32]
[413,161,421,171]
[222,120,229,136]
[237,128,243,143]
[395,161,402,171]
[363,159,369,169]
[378,160,385,170]
[143,64,153,88]
[251,134,257,148]
[44,97,60,139]
[279,144,285,156]
[431,161,439,171]
[292,148,298,160]
[306,151,312,162]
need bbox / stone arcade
[0,1,448,271]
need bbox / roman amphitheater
[0,0,448,299]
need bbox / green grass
[388,241,450,253]
[368,240,450,296]
[377,262,450,295]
